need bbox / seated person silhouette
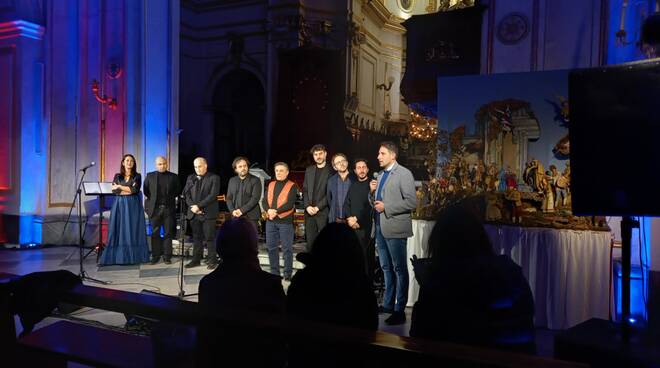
[287,223,378,367]
[409,204,536,353]
[197,217,286,367]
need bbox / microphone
[79,162,96,171]
[373,172,379,180]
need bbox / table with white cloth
[406,219,612,329]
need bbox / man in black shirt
[262,162,298,281]
[344,158,374,279]
[302,144,331,251]
[183,157,221,269]
[226,156,263,231]
[143,156,181,265]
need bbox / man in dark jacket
[344,158,373,280]
[143,156,181,265]
[326,153,352,224]
[263,162,298,281]
[226,156,262,231]
[183,157,220,269]
[302,144,331,251]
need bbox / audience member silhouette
[287,222,378,367]
[197,217,286,367]
[409,204,536,353]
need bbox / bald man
[143,156,181,265]
[183,157,221,269]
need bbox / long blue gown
[99,173,150,265]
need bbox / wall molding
[0,20,44,40]
[0,46,16,192]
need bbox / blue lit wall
[0,0,179,246]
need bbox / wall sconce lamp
[91,80,117,110]
[376,76,395,91]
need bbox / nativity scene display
[416,70,607,231]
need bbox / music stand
[83,182,115,261]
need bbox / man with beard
[302,144,331,251]
[327,153,353,224]
[226,156,263,231]
[344,158,375,282]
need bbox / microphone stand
[177,183,197,299]
[76,167,107,284]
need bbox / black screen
[569,59,660,216]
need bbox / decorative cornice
[0,20,44,41]
[361,0,407,33]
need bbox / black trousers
[355,227,375,285]
[149,206,175,260]
[190,216,217,262]
[304,210,328,252]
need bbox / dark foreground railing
[0,272,586,368]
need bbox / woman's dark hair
[119,154,138,178]
[427,203,493,260]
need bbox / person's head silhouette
[216,217,258,264]
[427,204,493,260]
[305,222,366,279]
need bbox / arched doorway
[212,69,265,190]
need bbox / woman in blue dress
[99,154,150,265]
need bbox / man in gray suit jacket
[369,141,417,325]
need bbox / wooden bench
[18,320,153,368]
[1,272,587,368]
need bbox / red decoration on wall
[91,79,117,110]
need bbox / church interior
[2,0,660,367]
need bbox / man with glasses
[326,153,353,224]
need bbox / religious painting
[416,70,606,231]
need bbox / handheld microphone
[79,162,96,171]
[373,172,379,180]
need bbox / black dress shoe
[149,257,160,265]
[185,261,201,268]
[385,311,406,325]
[163,258,172,265]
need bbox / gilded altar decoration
[437,0,476,12]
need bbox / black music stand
[83,182,114,261]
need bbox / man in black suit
[143,156,181,265]
[302,144,331,251]
[226,156,262,231]
[183,157,221,269]
[344,158,374,279]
